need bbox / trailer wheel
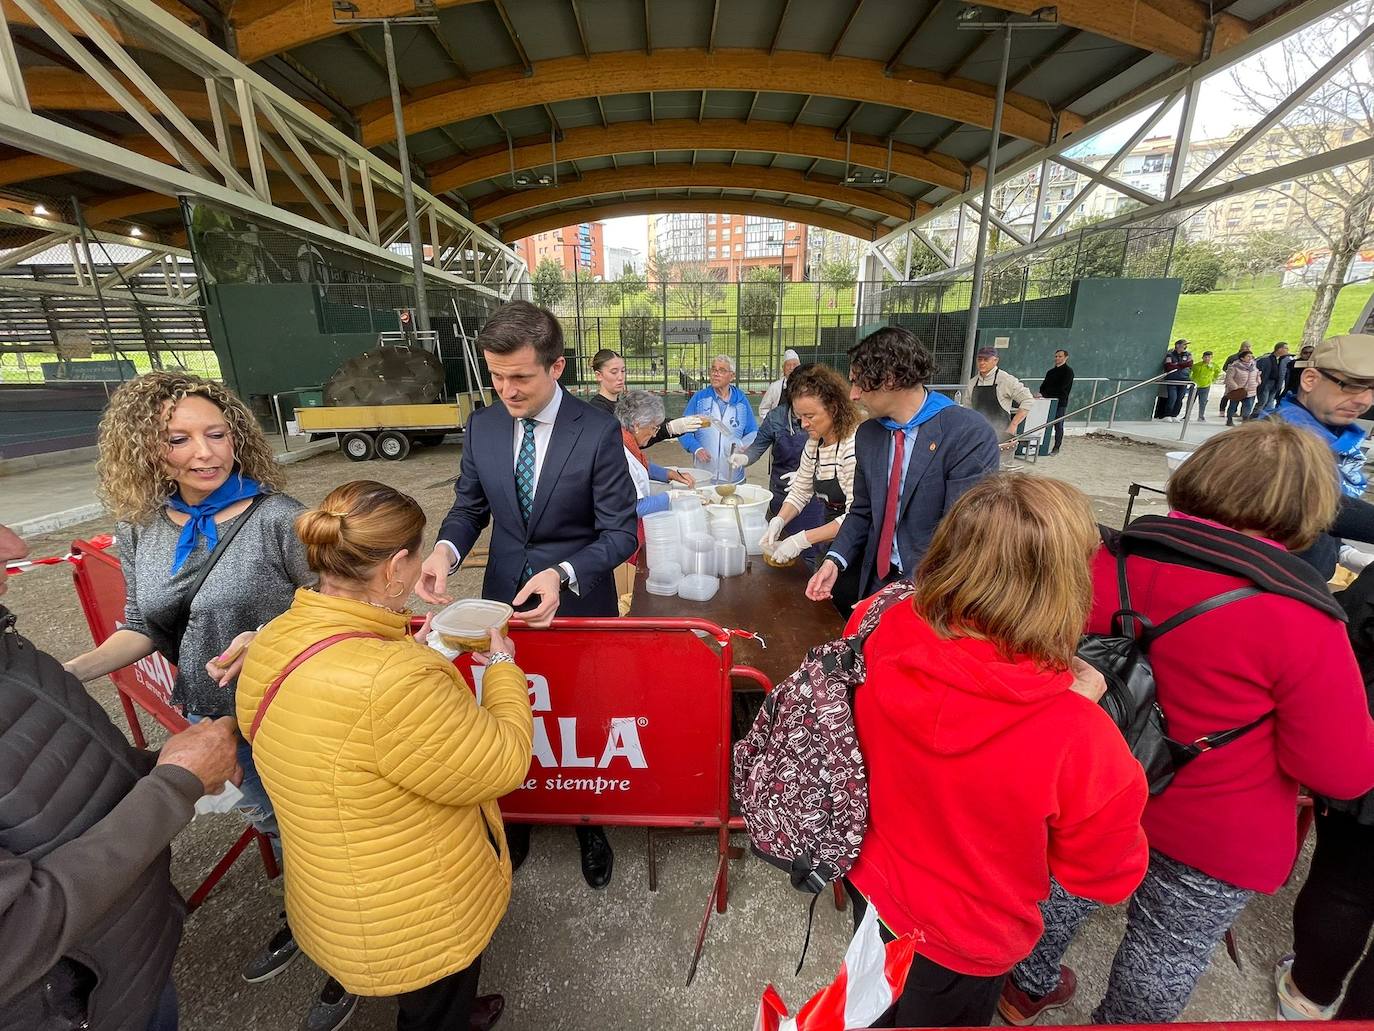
[377,430,412,461]
[342,432,376,461]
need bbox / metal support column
[961,24,1011,382]
[382,20,430,333]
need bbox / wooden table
[630,558,845,691]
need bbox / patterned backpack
[732,582,913,895]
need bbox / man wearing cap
[965,348,1034,442]
[759,349,801,418]
[1160,338,1194,422]
[1269,335,1374,576]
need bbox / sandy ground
[4,432,1302,1030]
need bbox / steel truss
[868,0,1374,280]
[0,0,527,302]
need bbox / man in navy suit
[807,326,999,609]
[417,300,637,887]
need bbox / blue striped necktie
[516,417,537,522]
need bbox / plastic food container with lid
[430,598,515,652]
[677,573,720,602]
[646,561,683,596]
[715,540,746,577]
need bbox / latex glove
[668,415,709,435]
[760,515,786,548]
[770,531,810,564]
[728,452,749,469]
[779,470,798,487]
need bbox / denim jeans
[1164,382,1188,417]
[187,716,281,860]
[1226,396,1255,422]
[144,979,177,1031]
[1192,386,1210,417]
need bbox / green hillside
[1171,282,1374,354]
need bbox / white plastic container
[682,534,716,576]
[676,506,709,541]
[715,540,746,577]
[677,573,720,602]
[703,484,772,538]
[430,599,515,651]
[646,562,683,596]
[1166,450,1192,475]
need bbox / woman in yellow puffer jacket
[237,480,533,1030]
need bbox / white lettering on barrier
[472,664,649,786]
[116,619,176,705]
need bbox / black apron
[808,440,862,618]
[972,370,1009,441]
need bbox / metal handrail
[1008,372,1199,449]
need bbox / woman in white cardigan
[757,364,863,613]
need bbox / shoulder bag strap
[169,494,268,645]
[247,631,382,743]
[1144,586,1261,643]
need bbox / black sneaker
[241,923,302,983]
[301,978,358,1031]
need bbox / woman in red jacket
[845,473,1149,1028]
[1002,420,1374,1026]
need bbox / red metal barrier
[69,539,280,910]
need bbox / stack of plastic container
[642,511,683,595]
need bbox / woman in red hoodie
[1002,420,1374,1026]
[845,473,1149,1028]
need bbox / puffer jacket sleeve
[371,647,534,807]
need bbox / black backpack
[1078,547,1273,794]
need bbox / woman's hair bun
[295,507,345,549]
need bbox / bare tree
[669,260,724,319]
[1229,0,1374,345]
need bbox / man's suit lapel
[529,393,584,531]
[899,408,944,518]
[489,403,521,525]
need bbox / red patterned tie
[875,430,906,581]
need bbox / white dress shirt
[440,387,579,590]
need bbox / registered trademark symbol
[637,717,648,728]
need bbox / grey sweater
[117,493,313,717]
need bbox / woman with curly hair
[754,363,864,612]
[64,372,357,1030]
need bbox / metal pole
[961,24,1012,383]
[382,20,430,333]
[70,195,121,378]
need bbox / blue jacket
[438,390,638,617]
[829,403,1000,598]
[679,385,759,482]
[1271,396,1369,498]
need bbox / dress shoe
[576,826,613,889]
[506,824,530,872]
[470,993,505,1031]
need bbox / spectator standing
[1255,342,1292,416]
[752,365,862,612]
[964,348,1034,442]
[677,354,760,483]
[1189,350,1218,422]
[759,348,800,418]
[240,483,532,1031]
[1160,338,1194,422]
[417,301,636,888]
[805,327,999,607]
[0,522,241,1031]
[1037,349,1075,454]
[1002,421,1374,1027]
[1220,343,1253,416]
[1223,350,1262,425]
[1287,344,1316,395]
[58,373,348,1027]
[845,475,1148,1028]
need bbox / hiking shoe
[999,966,1077,1026]
[301,979,358,1031]
[1276,955,1335,1021]
[241,923,301,983]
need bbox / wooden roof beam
[425,119,975,194]
[500,197,881,242]
[355,50,1075,149]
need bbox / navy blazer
[830,405,1000,598]
[437,389,638,617]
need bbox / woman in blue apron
[757,365,864,615]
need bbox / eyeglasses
[1318,369,1374,396]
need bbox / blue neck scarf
[879,388,955,433]
[166,470,263,574]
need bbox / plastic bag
[754,905,918,1031]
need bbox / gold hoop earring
[383,580,406,599]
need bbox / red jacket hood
[870,610,1074,756]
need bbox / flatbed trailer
[296,395,487,461]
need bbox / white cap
[783,349,800,363]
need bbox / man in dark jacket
[0,524,239,1031]
[806,326,999,611]
[1255,342,1292,417]
[1038,349,1075,455]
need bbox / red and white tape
[5,534,112,575]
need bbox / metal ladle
[715,483,752,570]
